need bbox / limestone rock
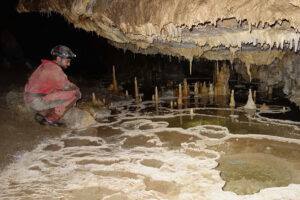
[5,89,31,114]
[95,109,111,119]
[61,107,98,129]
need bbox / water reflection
[210,138,300,195]
[151,114,300,139]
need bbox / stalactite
[246,63,252,82]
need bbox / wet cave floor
[1,92,300,199]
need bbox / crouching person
[24,45,81,127]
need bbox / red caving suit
[24,60,81,123]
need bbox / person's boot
[39,118,64,127]
[35,113,64,127]
[34,113,45,122]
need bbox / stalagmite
[152,95,155,102]
[112,65,119,94]
[155,86,159,102]
[201,82,209,96]
[179,114,183,125]
[134,77,139,103]
[209,83,214,97]
[178,84,182,105]
[194,82,199,97]
[190,108,194,120]
[183,78,188,98]
[244,89,256,110]
[92,92,97,105]
[268,86,273,100]
[209,95,214,105]
[170,101,173,109]
[125,90,128,97]
[214,63,230,96]
[253,90,257,102]
[213,62,219,84]
[194,96,199,107]
[199,82,202,93]
[268,86,273,95]
[229,90,235,108]
[260,103,270,110]
[184,99,189,109]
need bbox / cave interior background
[1,0,300,119]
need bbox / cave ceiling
[17,0,300,66]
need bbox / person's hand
[70,83,79,90]
[75,88,81,99]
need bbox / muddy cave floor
[2,69,300,198]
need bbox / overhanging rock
[17,0,300,65]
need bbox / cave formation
[16,0,300,105]
[2,1,300,198]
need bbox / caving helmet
[50,45,76,59]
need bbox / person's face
[56,56,71,69]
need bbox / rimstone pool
[1,98,300,200]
